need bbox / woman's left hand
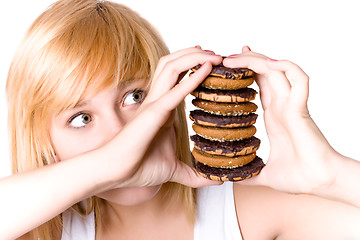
[223,47,341,194]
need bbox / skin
[50,80,164,206]
[4,46,360,239]
[224,47,360,207]
[50,80,193,239]
[1,48,223,239]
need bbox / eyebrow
[70,78,147,109]
[72,99,89,109]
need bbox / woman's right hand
[93,47,223,191]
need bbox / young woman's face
[50,79,162,205]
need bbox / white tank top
[62,182,242,240]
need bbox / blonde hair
[6,0,195,239]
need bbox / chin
[96,185,162,206]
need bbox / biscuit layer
[192,99,258,116]
[201,76,254,90]
[192,149,256,168]
[192,124,256,141]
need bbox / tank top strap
[61,207,95,240]
[194,182,242,240]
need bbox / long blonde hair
[6,0,195,239]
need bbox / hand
[223,47,340,194]
[96,47,223,191]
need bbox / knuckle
[163,60,179,76]
[158,55,169,66]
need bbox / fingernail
[248,46,252,51]
[204,50,215,54]
[195,45,201,49]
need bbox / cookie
[189,59,263,182]
[192,62,254,80]
[202,76,254,90]
[192,149,256,168]
[189,72,254,90]
[192,124,256,142]
[190,135,260,157]
[191,87,257,103]
[195,156,265,181]
[192,99,258,116]
[189,110,257,128]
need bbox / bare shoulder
[233,183,360,239]
[17,233,31,240]
[233,184,283,239]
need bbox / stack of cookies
[189,62,265,181]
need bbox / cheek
[120,107,138,122]
[50,128,102,161]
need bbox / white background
[1,0,360,178]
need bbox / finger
[146,54,222,102]
[256,77,272,110]
[152,46,206,81]
[152,47,198,80]
[242,45,251,53]
[233,167,269,187]
[157,61,214,111]
[266,59,309,108]
[170,160,222,188]
[223,54,291,98]
[131,62,215,143]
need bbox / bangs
[23,0,168,113]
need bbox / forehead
[74,77,149,106]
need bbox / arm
[234,184,360,240]
[224,47,360,207]
[1,47,222,239]
[0,152,105,239]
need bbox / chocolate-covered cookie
[191,135,260,157]
[189,110,257,128]
[191,87,257,103]
[192,124,256,142]
[192,99,258,116]
[202,76,254,90]
[192,62,254,80]
[189,72,254,90]
[192,149,256,168]
[189,59,263,182]
[195,156,265,181]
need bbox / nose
[100,110,127,144]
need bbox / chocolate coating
[193,62,254,80]
[191,135,260,156]
[192,87,257,100]
[190,110,257,128]
[195,156,265,181]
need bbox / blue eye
[69,113,92,128]
[122,89,145,107]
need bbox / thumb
[170,161,222,188]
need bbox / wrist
[309,152,353,204]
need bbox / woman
[2,0,360,239]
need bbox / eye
[68,113,92,128]
[122,89,145,107]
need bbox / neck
[97,185,193,239]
